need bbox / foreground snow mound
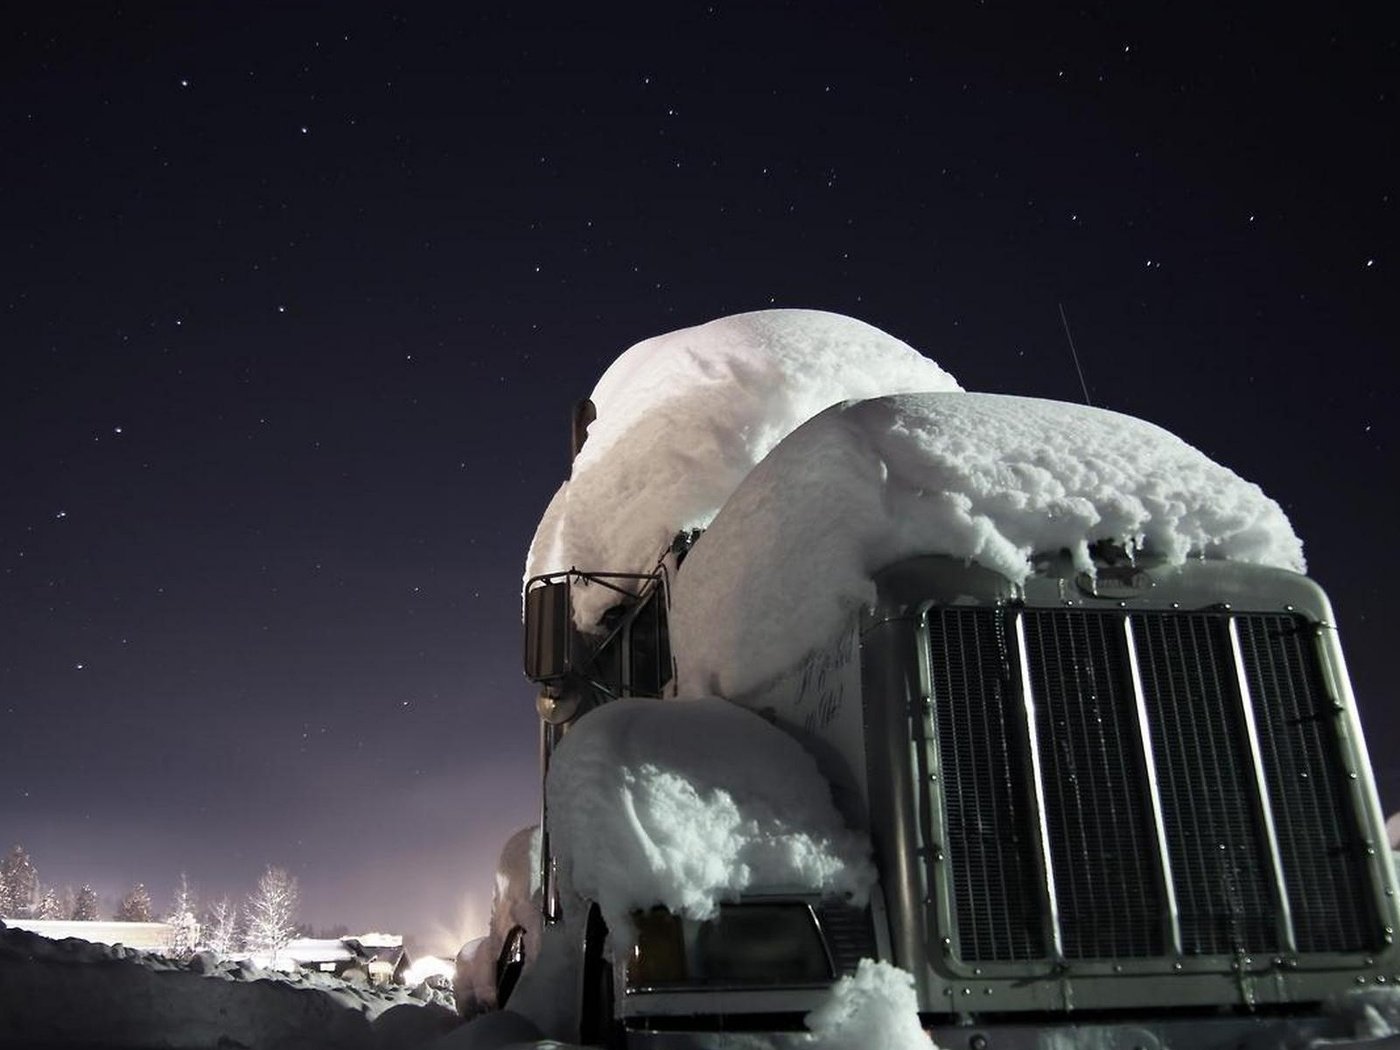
[0,921,456,1049]
[526,310,961,629]
[805,960,933,1050]
[674,392,1305,698]
[546,697,876,938]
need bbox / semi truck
[510,384,1396,1049]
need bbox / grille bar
[1227,616,1298,953]
[1123,616,1183,956]
[1014,610,1065,962]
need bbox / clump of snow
[526,309,961,629]
[673,392,1305,698]
[804,960,933,1050]
[545,697,876,939]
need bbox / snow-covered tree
[164,873,200,957]
[35,886,63,919]
[245,865,299,965]
[72,884,99,921]
[116,883,153,922]
[0,845,39,918]
[203,896,240,956]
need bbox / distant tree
[116,883,153,922]
[0,845,39,918]
[164,873,200,957]
[245,865,299,965]
[72,884,99,921]
[35,886,63,920]
[59,885,77,921]
[203,897,240,957]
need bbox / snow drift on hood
[525,309,961,629]
[673,391,1305,698]
[545,697,877,940]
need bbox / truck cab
[525,546,1398,1048]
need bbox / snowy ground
[8,902,1396,1050]
[0,920,457,1049]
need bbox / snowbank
[0,921,455,1049]
[673,392,1305,698]
[526,309,961,629]
[545,697,876,939]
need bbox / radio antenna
[1057,302,1093,407]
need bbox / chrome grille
[924,605,1380,965]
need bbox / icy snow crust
[526,309,961,629]
[673,392,1305,698]
[545,697,877,939]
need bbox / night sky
[2,4,1394,951]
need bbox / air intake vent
[815,901,879,976]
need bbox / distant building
[280,937,357,975]
[282,933,409,985]
[348,933,409,985]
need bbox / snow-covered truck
[512,310,1398,1048]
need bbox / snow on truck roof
[525,309,961,626]
[526,311,1301,628]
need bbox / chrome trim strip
[913,609,949,943]
[1228,616,1297,953]
[1123,615,1183,956]
[1014,610,1064,961]
[1313,623,1400,931]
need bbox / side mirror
[523,578,577,682]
